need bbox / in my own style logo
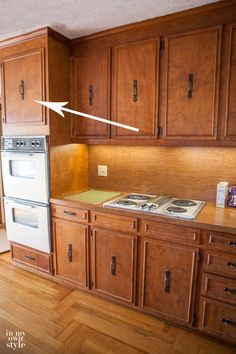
[5,330,26,350]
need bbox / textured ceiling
[0,0,219,41]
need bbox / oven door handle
[5,202,34,209]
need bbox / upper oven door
[1,151,49,203]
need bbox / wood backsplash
[50,144,88,198]
[88,146,236,203]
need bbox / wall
[50,144,88,198]
[88,146,236,203]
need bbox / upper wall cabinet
[2,49,45,127]
[0,29,71,145]
[221,24,236,140]
[72,49,110,139]
[111,39,159,139]
[161,26,222,140]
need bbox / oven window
[9,160,36,179]
[12,208,39,229]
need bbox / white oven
[1,145,49,204]
[4,198,50,253]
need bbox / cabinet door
[72,49,110,139]
[140,238,198,324]
[162,26,221,140]
[222,24,236,140]
[91,228,137,303]
[112,39,159,139]
[52,218,89,288]
[2,49,45,126]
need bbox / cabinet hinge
[90,229,93,237]
[157,126,163,136]
[198,253,201,263]
[160,39,165,50]
[192,314,197,325]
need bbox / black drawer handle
[221,318,236,328]
[88,84,93,105]
[164,270,170,293]
[25,255,35,261]
[19,80,24,100]
[63,210,76,216]
[228,240,236,247]
[224,287,236,295]
[227,261,236,268]
[111,255,116,276]
[132,80,137,102]
[67,244,72,262]
[187,73,193,99]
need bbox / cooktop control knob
[16,141,20,147]
[36,141,41,148]
[31,141,36,148]
[20,141,25,147]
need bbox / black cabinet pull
[67,244,72,262]
[111,255,116,276]
[63,210,76,216]
[132,80,137,102]
[221,318,236,328]
[228,240,236,247]
[187,73,193,99]
[19,80,24,100]
[224,287,236,295]
[25,255,35,261]
[227,261,236,268]
[88,85,93,105]
[164,270,170,293]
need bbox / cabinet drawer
[204,251,236,278]
[11,243,52,274]
[200,297,236,344]
[202,273,236,305]
[91,211,137,233]
[140,220,200,244]
[205,231,236,254]
[51,204,88,223]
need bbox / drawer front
[140,220,200,244]
[51,204,88,223]
[11,243,52,274]
[200,297,236,343]
[202,273,236,305]
[91,212,137,234]
[204,251,236,278]
[206,231,236,254]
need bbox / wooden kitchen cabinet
[111,39,159,139]
[52,218,89,288]
[90,227,137,304]
[221,23,236,140]
[140,237,199,324]
[2,49,45,126]
[72,48,110,139]
[161,26,222,140]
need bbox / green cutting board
[64,189,121,204]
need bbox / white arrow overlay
[34,101,139,132]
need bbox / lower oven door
[4,198,51,253]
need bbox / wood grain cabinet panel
[51,204,89,224]
[204,251,236,278]
[140,238,198,324]
[91,228,137,303]
[205,230,236,254]
[91,211,137,234]
[199,297,236,344]
[162,26,221,140]
[52,218,89,288]
[111,39,159,139]
[222,24,236,140]
[72,48,110,139]
[11,243,52,274]
[2,49,45,126]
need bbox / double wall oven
[1,136,51,253]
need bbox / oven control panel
[1,136,48,152]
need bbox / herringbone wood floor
[0,252,235,354]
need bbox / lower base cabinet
[52,218,89,288]
[140,238,199,324]
[90,228,137,304]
